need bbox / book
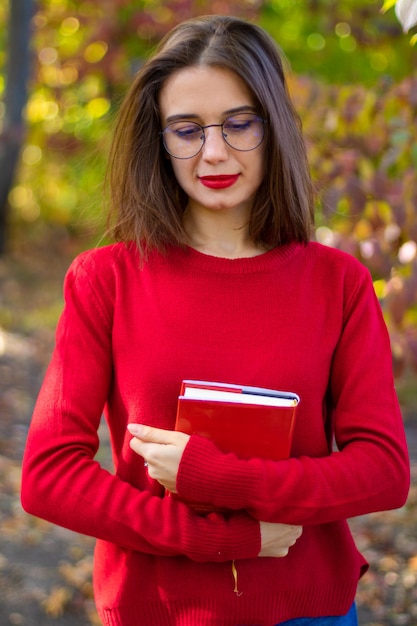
[175,380,299,462]
[172,380,299,511]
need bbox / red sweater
[21,241,410,626]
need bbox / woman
[21,15,410,626]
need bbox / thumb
[127,423,172,444]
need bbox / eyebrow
[165,105,257,124]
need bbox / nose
[201,126,229,162]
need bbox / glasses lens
[161,113,265,159]
[162,122,203,159]
[222,114,264,151]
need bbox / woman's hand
[128,424,190,493]
[128,424,302,557]
[259,522,303,557]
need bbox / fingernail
[127,423,143,435]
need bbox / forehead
[158,66,255,122]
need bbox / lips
[199,174,240,189]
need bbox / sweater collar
[166,241,305,275]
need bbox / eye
[223,117,254,133]
[169,123,201,140]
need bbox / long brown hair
[106,15,314,254]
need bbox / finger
[129,433,177,463]
[294,526,303,538]
[129,435,146,457]
[127,423,173,444]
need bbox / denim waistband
[275,602,358,626]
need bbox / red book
[175,380,299,461]
[173,381,299,511]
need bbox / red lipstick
[199,174,240,189]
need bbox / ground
[0,230,416,626]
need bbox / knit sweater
[21,241,410,626]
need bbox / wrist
[177,434,260,510]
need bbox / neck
[183,207,267,259]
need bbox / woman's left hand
[128,424,190,493]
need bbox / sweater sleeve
[21,253,261,562]
[176,265,410,524]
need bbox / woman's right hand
[258,521,303,557]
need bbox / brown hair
[106,15,314,253]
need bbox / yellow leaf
[86,97,111,119]
[373,279,387,299]
[84,41,108,63]
[354,219,373,240]
[381,0,398,13]
[408,555,417,571]
[41,586,72,618]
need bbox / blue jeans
[276,602,358,626]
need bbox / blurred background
[0,1,416,624]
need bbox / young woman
[21,15,410,626]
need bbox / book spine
[242,386,299,403]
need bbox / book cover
[175,380,299,461]
[172,381,299,511]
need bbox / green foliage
[260,0,414,85]
[3,0,261,237]
[292,73,417,377]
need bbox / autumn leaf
[408,555,417,571]
[381,0,398,12]
[41,586,72,617]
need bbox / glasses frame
[160,113,266,160]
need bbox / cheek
[170,161,193,189]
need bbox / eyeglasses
[160,113,266,159]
